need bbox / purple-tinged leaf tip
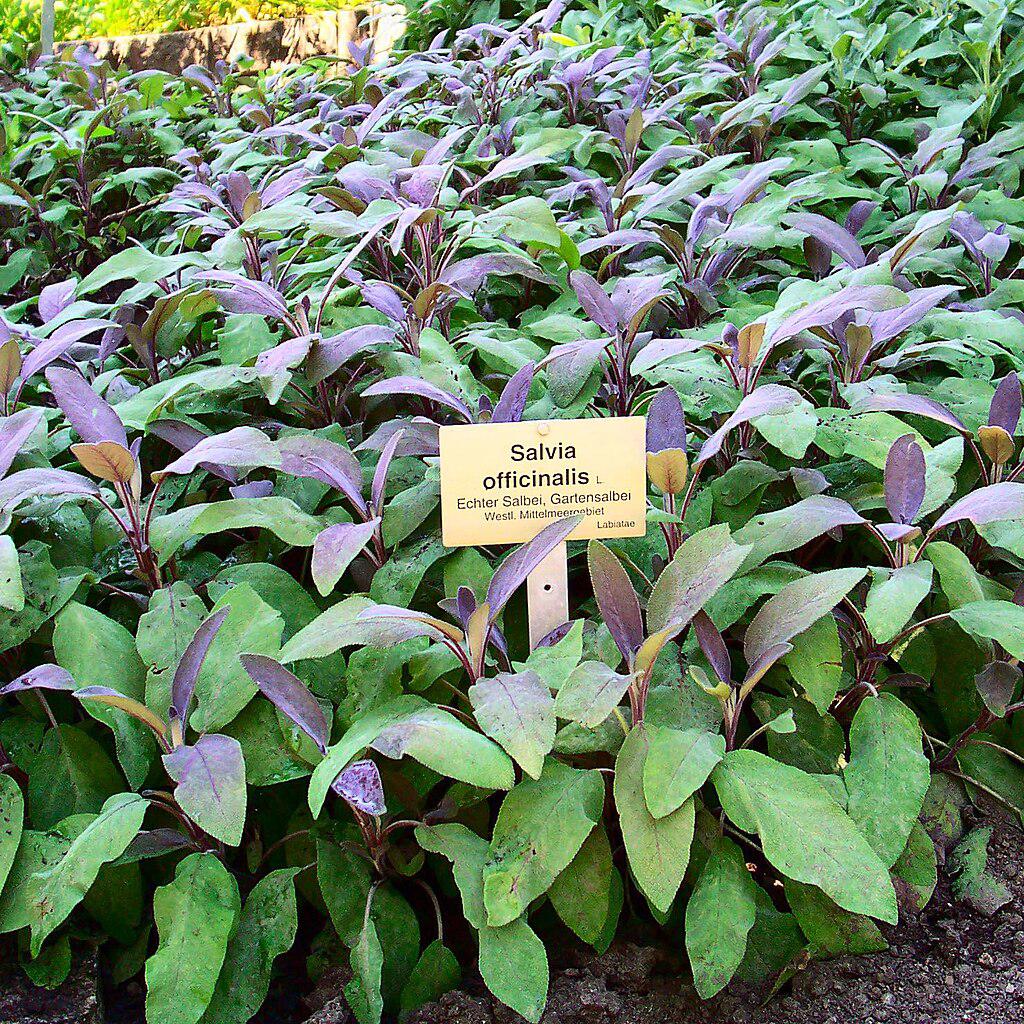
[646,387,686,455]
[989,373,1022,436]
[332,759,386,815]
[884,434,926,526]
[170,607,230,728]
[537,621,573,648]
[240,654,330,753]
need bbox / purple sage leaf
[646,387,686,454]
[588,540,643,662]
[0,408,44,479]
[371,427,404,514]
[784,212,866,269]
[771,285,907,347]
[0,468,99,512]
[331,758,386,815]
[230,480,274,499]
[120,829,193,862]
[154,427,280,481]
[536,621,573,648]
[743,568,867,677]
[148,421,239,484]
[162,733,247,845]
[884,434,926,525]
[697,385,801,465]
[307,325,396,386]
[851,392,965,434]
[989,373,1022,435]
[21,319,113,380]
[37,279,76,323]
[456,585,477,628]
[193,271,290,319]
[45,366,127,447]
[933,482,1024,532]
[0,664,76,697]
[311,519,380,597]
[570,269,619,334]
[975,661,1020,717]
[438,253,549,293]
[240,654,330,753]
[362,377,473,422]
[279,435,367,515]
[492,362,535,424]
[170,607,230,728]
[692,610,732,685]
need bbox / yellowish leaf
[71,441,136,484]
[0,338,21,394]
[647,449,688,495]
[737,322,766,369]
[979,425,1015,466]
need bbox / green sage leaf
[201,868,300,1024]
[28,792,146,955]
[685,836,758,998]
[844,694,930,866]
[483,759,604,926]
[614,726,695,914]
[146,853,241,1024]
[712,750,897,922]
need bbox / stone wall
[57,6,406,74]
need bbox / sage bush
[1,1,1024,1020]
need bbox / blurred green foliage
[0,0,365,44]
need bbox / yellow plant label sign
[439,417,647,546]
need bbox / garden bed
[4,809,1020,1023]
[4,2,1024,1024]
[403,810,1024,1024]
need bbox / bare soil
[0,949,101,1024]
[406,809,1024,1024]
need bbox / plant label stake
[439,417,647,648]
[526,540,569,649]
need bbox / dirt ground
[0,951,101,1024]
[405,810,1024,1024]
